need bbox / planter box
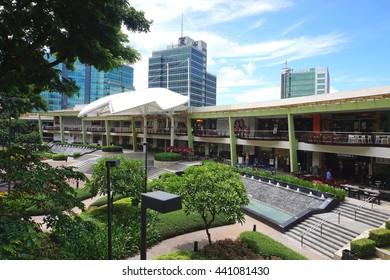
[376,247,390,260]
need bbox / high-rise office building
[281,66,330,99]
[41,60,134,111]
[148,36,217,107]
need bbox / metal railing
[354,196,377,221]
[296,131,390,146]
[300,210,341,247]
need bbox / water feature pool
[247,199,294,224]
[241,176,338,232]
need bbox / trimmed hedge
[156,209,234,240]
[368,228,390,248]
[350,238,376,259]
[240,231,307,260]
[72,152,81,158]
[102,145,123,153]
[52,153,68,161]
[386,220,390,230]
[154,152,182,161]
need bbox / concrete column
[287,113,298,172]
[81,119,87,145]
[205,142,210,157]
[170,114,175,147]
[228,116,237,166]
[186,117,194,149]
[105,120,110,146]
[59,115,65,143]
[38,114,43,143]
[131,118,137,152]
[143,116,147,152]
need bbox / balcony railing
[86,127,106,132]
[237,130,289,141]
[43,125,60,130]
[296,131,390,146]
[193,129,229,138]
[110,127,132,133]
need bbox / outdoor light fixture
[140,191,182,260]
[139,142,182,260]
[140,142,148,260]
[105,158,120,260]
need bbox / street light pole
[105,159,120,260]
[140,142,148,260]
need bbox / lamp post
[105,158,120,260]
[140,191,182,260]
[140,142,148,260]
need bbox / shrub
[350,238,376,259]
[203,238,261,260]
[154,250,207,260]
[156,209,234,240]
[72,152,81,158]
[101,146,123,153]
[40,152,53,159]
[386,220,390,230]
[78,198,160,259]
[240,231,307,260]
[368,228,390,248]
[52,153,68,161]
[154,152,182,161]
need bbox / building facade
[281,67,330,99]
[37,86,390,191]
[148,36,217,107]
[40,60,134,111]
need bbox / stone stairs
[285,201,390,259]
[336,201,390,228]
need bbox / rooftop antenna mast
[181,13,184,37]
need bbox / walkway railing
[354,196,377,221]
[300,210,341,247]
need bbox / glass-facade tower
[148,36,217,107]
[281,67,330,99]
[41,60,134,111]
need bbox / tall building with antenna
[148,36,217,107]
[281,64,330,99]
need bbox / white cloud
[281,18,307,36]
[125,1,348,102]
[217,65,264,88]
[234,87,281,103]
[243,62,256,75]
[129,0,293,27]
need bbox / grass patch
[156,209,235,240]
[240,231,307,260]
[88,194,125,208]
[155,232,307,260]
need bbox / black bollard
[253,224,257,232]
[194,241,198,252]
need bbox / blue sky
[127,0,390,105]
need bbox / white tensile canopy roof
[77,88,189,151]
[77,88,189,118]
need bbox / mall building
[36,86,390,187]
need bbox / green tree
[87,155,145,204]
[0,144,88,259]
[179,161,249,244]
[0,0,152,114]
